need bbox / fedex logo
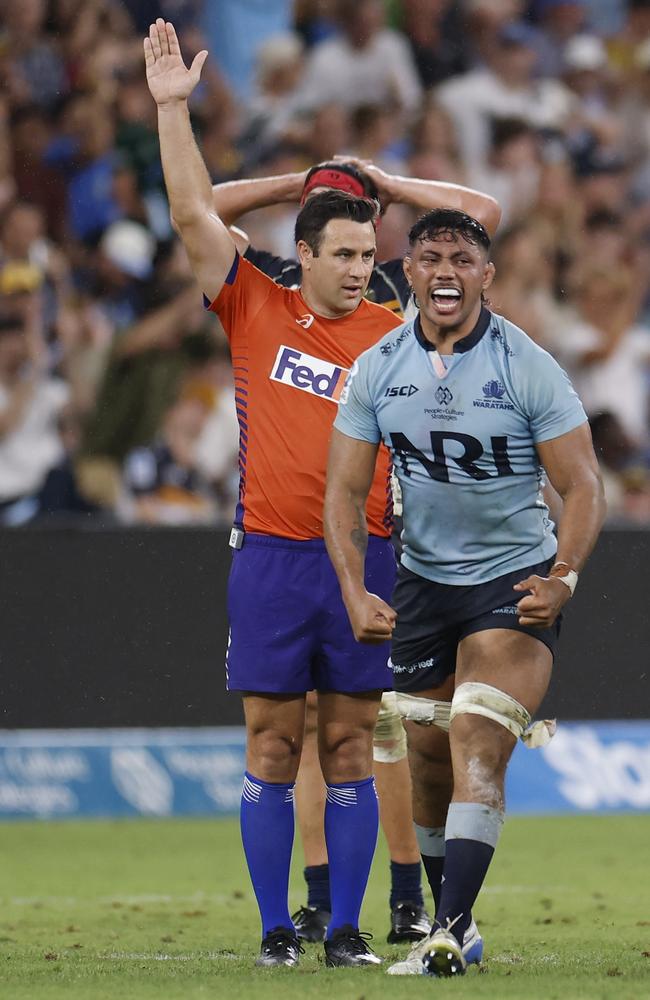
[270,346,349,403]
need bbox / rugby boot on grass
[255,927,303,967]
[387,918,483,975]
[324,925,382,967]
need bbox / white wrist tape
[552,567,578,596]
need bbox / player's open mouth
[430,287,461,315]
[343,285,363,296]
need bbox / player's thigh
[456,627,553,716]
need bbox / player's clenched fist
[144,18,207,105]
[513,574,571,628]
[345,591,397,644]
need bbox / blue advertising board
[1,722,649,820]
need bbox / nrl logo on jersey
[473,378,514,410]
[270,345,349,403]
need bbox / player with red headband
[301,163,376,203]
[211,161,502,947]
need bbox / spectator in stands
[121,395,216,526]
[488,220,563,350]
[467,117,542,227]
[0,309,69,525]
[397,0,467,88]
[555,263,650,449]
[589,411,650,522]
[0,0,69,112]
[532,0,590,78]
[36,404,102,521]
[239,33,306,167]
[435,22,572,171]
[298,0,422,117]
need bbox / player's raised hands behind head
[144,18,207,106]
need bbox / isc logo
[269,346,349,403]
[385,384,419,397]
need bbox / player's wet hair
[301,160,379,204]
[408,209,491,254]
[295,190,378,256]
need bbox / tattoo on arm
[350,508,368,557]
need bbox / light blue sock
[324,776,379,936]
[240,772,295,936]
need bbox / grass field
[1,814,649,1000]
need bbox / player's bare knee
[247,727,303,782]
[320,726,374,782]
[451,712,514,769]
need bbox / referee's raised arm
[144,18,236,303]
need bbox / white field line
[4,893,233,906]
[2,885,573,907]
[101,952,237,961]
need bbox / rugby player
[145,19,405,968]
[212,159,501,946]
[324,208,606,976]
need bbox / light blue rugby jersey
[334,307,587,584]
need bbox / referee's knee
[319,726,374,784]
[247,727,303,783]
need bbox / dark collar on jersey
[414,305,491,354]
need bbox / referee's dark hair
[408,209,491,254]
[295,190,378,256]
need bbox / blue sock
[390,860,424,909]
[240,772,295,937]
[324,776,379,936]
[436,803,504,944]
[305,864,331,911]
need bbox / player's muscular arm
[212,173,308,227]
[334,158,501,237]
[515,423,606,627]
[144,19,234,302]
[324,429,397,644]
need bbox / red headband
[300,168,367,205]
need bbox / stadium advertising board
[1,722,649,820]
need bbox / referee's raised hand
[144,18,207,106]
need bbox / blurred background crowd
[1,0,650,528]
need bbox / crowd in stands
[1,0,649,527]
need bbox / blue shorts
[390,558,561,693]
[226,533,396,694]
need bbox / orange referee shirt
[207,254,400,541]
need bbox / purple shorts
[225,533,396,693]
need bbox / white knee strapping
[450,682,556,748]
[394,692,452,732]
[373,692,407,762]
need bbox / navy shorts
[226,533,396,694]
[390,558,561,693]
